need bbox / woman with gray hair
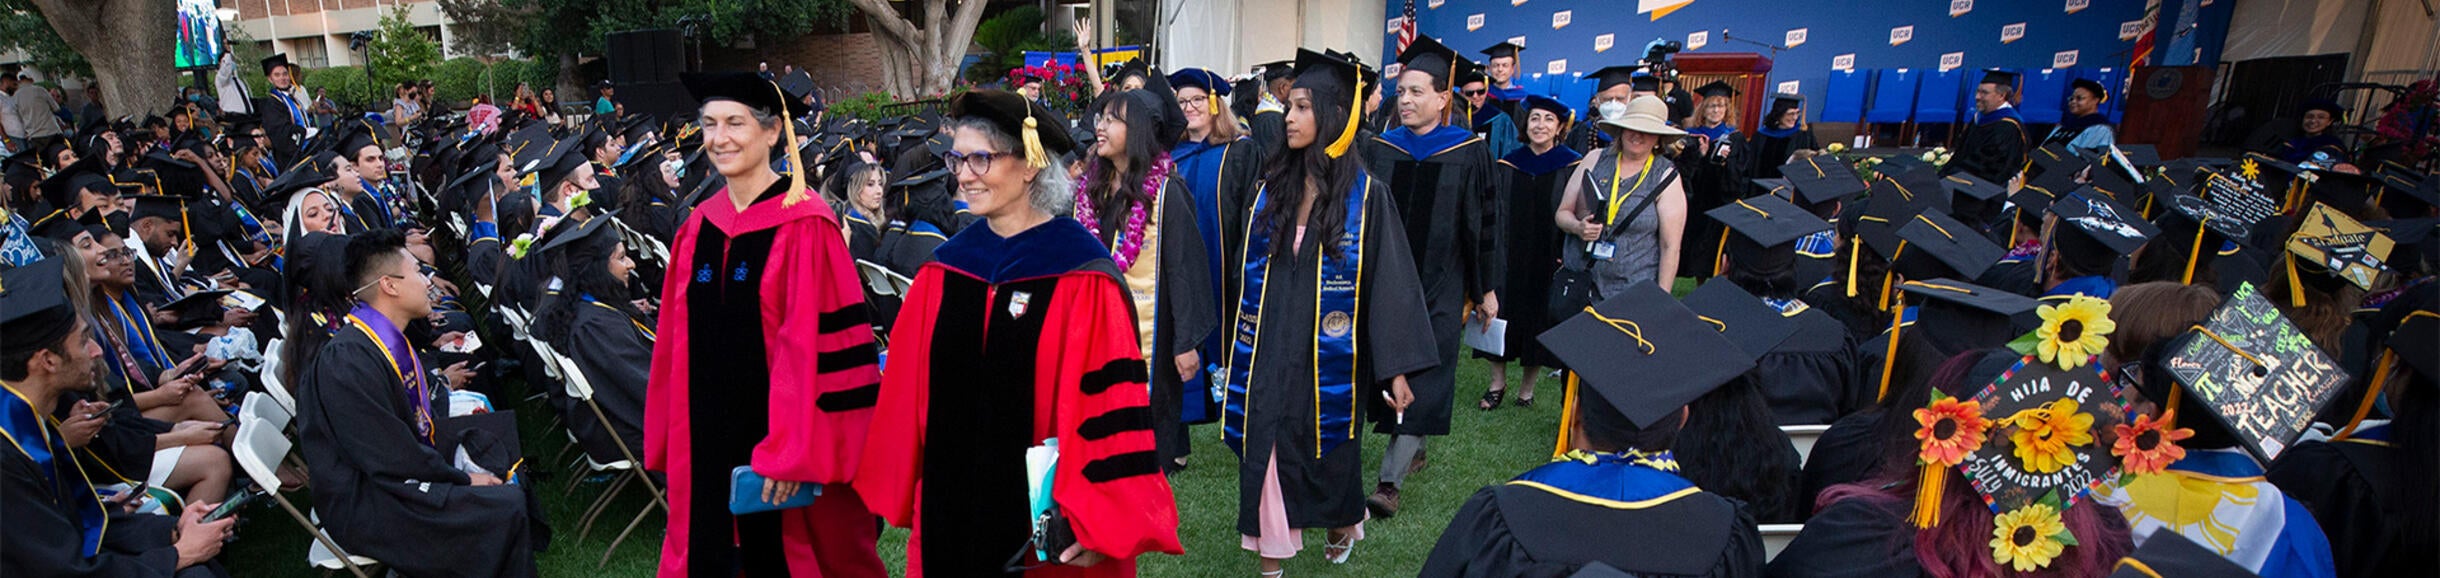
[858,89,1185,576]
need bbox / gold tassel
[1553,372,1580,458]
[1845,235,1863,297]
[2166,385,2181,429]
[1713,227,1733,277]
[2182,218,2207,285]
[1022,116,1049,169]
[774,81,809,207]
[2286,255,2307,308]
[1325,76,1365,159]
[1911,462,1947,529]
[1878,299,1906,402]
[1210,91,1222,116]
[2335,351,2397,440]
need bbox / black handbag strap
[1593,165,1673,244]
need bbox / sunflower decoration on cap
[1911,343,2132,571]
[2012,295,2115,371]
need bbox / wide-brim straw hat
[1597,95,1688,137]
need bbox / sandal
[1323,530,1357,564]
[1513,393,1535,408]
[1478,388,1505,411]
[1260,570,1285,578]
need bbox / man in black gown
[1945,70,2030,195]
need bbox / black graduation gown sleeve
[563,305,652,460]
[1419,485,1765,577]
[1797,409,1887,511]
[1947,119,2028,186]
[1149,183,1217,463]
[1249,110,1287,166]
[1755,311,1864,425]
[465,234,505,289]
[1765,496,1924,578]
[2266,440,2411,576]
[2,451,188,578]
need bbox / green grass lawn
[220,356,1563,577]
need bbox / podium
[1671,52,1776,137]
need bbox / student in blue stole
[1165,68,1262,464]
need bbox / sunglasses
[1462,89,1488,98]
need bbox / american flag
[1396,0,1417,52]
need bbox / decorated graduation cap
[684,71,821,206]
[946,88,1079,170]
[2048,187,2159,273]
[1778,156,1866,206]
[1587,65,1647,94]
[1539,282,1758,432]
[1891,209,2004,281]
[1479,40,1525,61]
[1,258,78,357]
[2152,191,2263,284]
[2105,531,2257,578]
[1168,68,1233,116]
[1394,34,1461,89]
[1691,80,1738,99]
[1290,49,1365,159]
[2285,202,2394,299]
[1707,193,1832,277]
[2156,281,2351,463]
[1679,279,1798,358]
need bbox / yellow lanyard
[1603,153,1656,224]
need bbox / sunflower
[2035,296,2115,370]
[1990,504,2072,572]
[2008,398,2095,474]
[1915,396,1991,467]
[2111,410,2195,475]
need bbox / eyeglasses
[1462,89,1488,98]
[940,150,1007,176]
[96,248,134,263]
[354,270,434,296]
[1180,95,1211,108]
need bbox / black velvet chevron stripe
[1076,406,1154,441]
[816,342,880,372]
[814,383,880,412]
[817,306,871,334]
[1078,359,1149,395]
[1081,450,1161,483]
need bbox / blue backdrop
[1382,0,2234,126]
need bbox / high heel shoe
[1323,531,1357,564]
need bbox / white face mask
[1597,101,1631,122]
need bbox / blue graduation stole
[2,384,109,556]
[106,292,171,369]
[271,91,305,125]
[1223,174,1371,457]
[1171,140,1236,421]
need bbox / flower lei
[1074,152,1172,272]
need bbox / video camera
[1642,39,1684,78]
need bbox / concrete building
[1161,0,1385,78]
[219,0,459,68]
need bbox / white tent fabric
[2220,0,2369,62]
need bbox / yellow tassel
[2286,255,2307,309]
[1554,372,1580,458]
[774,80,809,207]
[1022,116,1049,169]
[2335,351,2396,440]
[2182,218,2207,285]
[1713,227,1733,277]
[1910,462,1946,529]
[2166,384,2180,429]
[1211,91,1222,116]
[1846,235,1862,297]
[1325,76,1365,159]
[1878,299,1906,402]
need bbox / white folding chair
[231,420,378,577]
[1760,523,1804,562]
[242,391,292,432]
[534,339,666,567]
[258,339,298,417]
[1782,424,1831,468]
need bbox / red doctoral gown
[858,217,1184,577]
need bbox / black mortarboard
[128,194,187,225]
[536,208,619,254]
[2069,77,2110,102]
[441,159,503,205]
[1893,210,2004,280]
[1874,155,1935,180]
[2150,192,2257,283]
[0,258,77,355]
[1455,59,1487,87]
[1753,178,1792,199]
[616,138,665,172]
[1854,191,1921,261]
[1129,67,1189,150]
[2287,202,2393,292]
[2301,99,2347,118]
[2303,169,2378,214]
[682,72,817,118]
[2010,187,2060,233]
[260,53,294,75]
[110,168,155,195]
[1395,35,1460,87]
[39,158,113,211]
[259,151,342,207]
[1710,193,1832,250]
[2159,282,2352,462]
[1587,66,1646,94]
[2391,303,2440,381]
[2370,218,2438,277]
[778,70,817,102]
[1898,278,2037,348]
[158,289,235,328]
[1257,60,1296,82]
[1978,69,2019,89]
[2116,144,2161,168]
[1878,169,1954,217]
[1479,41,1525,60]
[2234,152,2303,202]
[30,211,93,245]
[1779,156,1866,205]
[2105,531,2258,578]
[945,89,1079,168]
[1291,49,1364,157]
[1538,282,1757,429]
[1769,92,1804,111]
[1680,280,1799,358]
[2050,187,2159,269]
[533,137,594,191]
[2375,169,2435,217]
[1692,80,1738,99]
[331,118,383,159]
[1941,173,2007,203]
[2027,143,2088,181]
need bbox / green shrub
[828,91,898,123]
[301,66,381,111]
[433,58,488,106]
[484,59,528,100]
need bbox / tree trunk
[847,0,989,98]
[29,0,176,117]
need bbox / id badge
[1590,242,1617,259]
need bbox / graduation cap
[536,208,619,255]
[2232,153,2305,208]
[777,70,817,103]
[29,211,98,247]
[2149,192,2260,284]
[1290,49,1365,159]
[1168,68,1233,115]
[260,53,295,75]
[1778,156,1866,206]
[128,194,189,227]
[1479,40,1525,61]
[1587,65,1647,94]
[1129,66,1189,150]
[2301,98,2347,119]
[1874,154,1936,180]
[1538,282,1758,429]
[2027,143,2090,182]
[258,151,343,213]
[1454,59,1487,88]
[2286,202,2394,294]
[1679,279,1798,358]
[440,159,503,208]
[946,89,1078,169]
[39,158,114,211]
[329,118,384,159]
[1941,173,2007,205]
[684,71,819,119]
[1768,92,1804,113]
[2374,168,2435,217]
[1394,35,1461,88]
[1906,279,2038,353]
[2158,282,2352,463]
[0,258,79,357]
[1752,178,1792,199]
[2388,304,2440,387]
[2115,144,2160,168]
[1977,69,2019,90]
[1707,193,1832,276]
[1892,210,2004,281]
[531,137,595,193]
[1516,95,1575,141]
[2369,218,2438,277]
[2105,531,2259,578]
[2069,77,2111,103]
[1256,59,1297,82]
[2300,169,2379,214]
[1691,80,1738,99]
[158,289,236,328]
[1948,351,2125,536]
[1876,169,1953,218]
[2048,187,2159,272]
[111,168,157,195]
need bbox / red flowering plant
[1004,60,1094,119]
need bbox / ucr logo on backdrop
[1640,0,1696,20]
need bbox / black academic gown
[1758,307,1866,425]
[1946,109,2030,187]
[2266,431,2425,577]
[1749,127,1819,179]
[1090,179,1217,467]
[1677,128,1750,281]
[1421,465,1766,577]
[1230,183,1439,535]
[2,395,211,578]
[1360,129,1501,437]
[295,327,538,578]
[1766,495,1925,578]
[1249,108,1287,165]
[1797,409,1886,509]
[558,302,653,462]
[1479,146,1579,368]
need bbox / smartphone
[90,398,126,419]
[201,490,255,523]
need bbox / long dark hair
[1724,241,1804,301]
[532,228,637,345]
[1677,375,1802,523]
[617,164,673,223]
[1254,93,1365,261]
[1082,96,1162,237]
[280,232,358,389]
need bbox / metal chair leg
[598,499,663,568]
[579,472,633,541]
